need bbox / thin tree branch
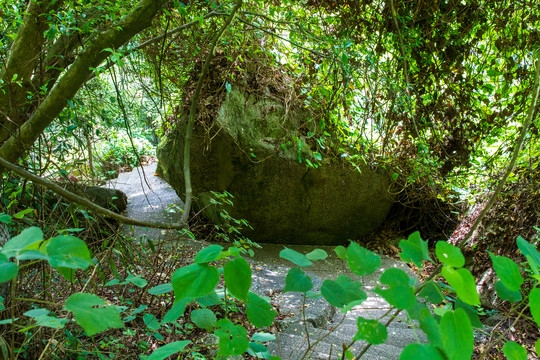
[457,52,540,248]
[0,156,185,230]
[181,0,243,225]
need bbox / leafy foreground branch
[1,215,539,359]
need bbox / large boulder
[157,89,393,245]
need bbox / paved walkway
[108,163,426,359]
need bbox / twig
[181,0,243,225]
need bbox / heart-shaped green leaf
[246,292,277,327]
[440,308,473,360]
[161,299,188,324]
[502,341,527,360]
[194,244,223,264]
[399,231,431,268]
[494,280,522,303]
[321,275,367,308]
[347,242,380,276]
[215,319,249,356]
[435,241,465,268]
[65,293,124,336]
[191,309,217,331]
[334,245,347,259]
[516,236,540,270]
[441,266,480,306]
[148,283,173,295]
[280,248,312,267]
[248,342,271,358]
[172,263,219,301]
[374,268,416,310]
[489,253,523,292]
[353,317,387,344]
[284,268,313,293]
[46,235,93,270]
[224,257,251,301]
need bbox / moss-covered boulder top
[157,88,394,245]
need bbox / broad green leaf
[194,244,223,264]
[494,280,522,303]
[248,342,271,358]
[246,292,277,327]
[24,309,68,329]
[280,248,312,267]
[441,267,480,305]
[224,257,251,301]
[502,341,527,360]
[148,283,173,295]
[215,319,249,356]
[399,231,431,268]
[374,268,416,310]
[418,280,445,304]
[435,241,465,268]
[440,309,473,360]
[455,298,483,328]
[530,287,540,327]
[347,242,380,276]
[191,309,217,331]
[321,275,367,308]
[46,235,93,270]
[0,296,4,311]
[16,250,49,261]
[123,274,147,288]
[148,340,190,360]
[334,245,347,259]
[353,317,387,344]
[1,226,43,258]
[65,293,124,336]
[0,253,18,283]
[489,253,523,292]
[197,292,221,307]
[161,299,188,324]
[306,249,328,261]
[171,263,219,301]
[143,313,160,330]
[516,236,540,270]
[251,332,276,342]
[400,343,444,360]
[535,338,539,358]
[0,214,11,224]
[419,316,443,349]
[284,268,313,293]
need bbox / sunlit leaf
[247,342,271,358]
[1,227,43,258]
[489,253,523,292]
[306,249,327,261]
[530,287,540,327]
[279,248,312,267]
[435,241,465,268]
[374,268,416,310]
[194,244,223,264]
[494,280,522,303]
[440,309,473,360]
[46,235,93,270]
[321,275,366,308]
[0,253,18,283]
[441,266,480,306]
[347,242,380,276]
[502,341,527,360]
[353,317,387,344]
[418,280,445,304]
[400,343,444,359]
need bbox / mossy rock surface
[157,89,394,245]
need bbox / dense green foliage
[0,0,539,359]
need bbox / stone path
[109,163,426,359]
